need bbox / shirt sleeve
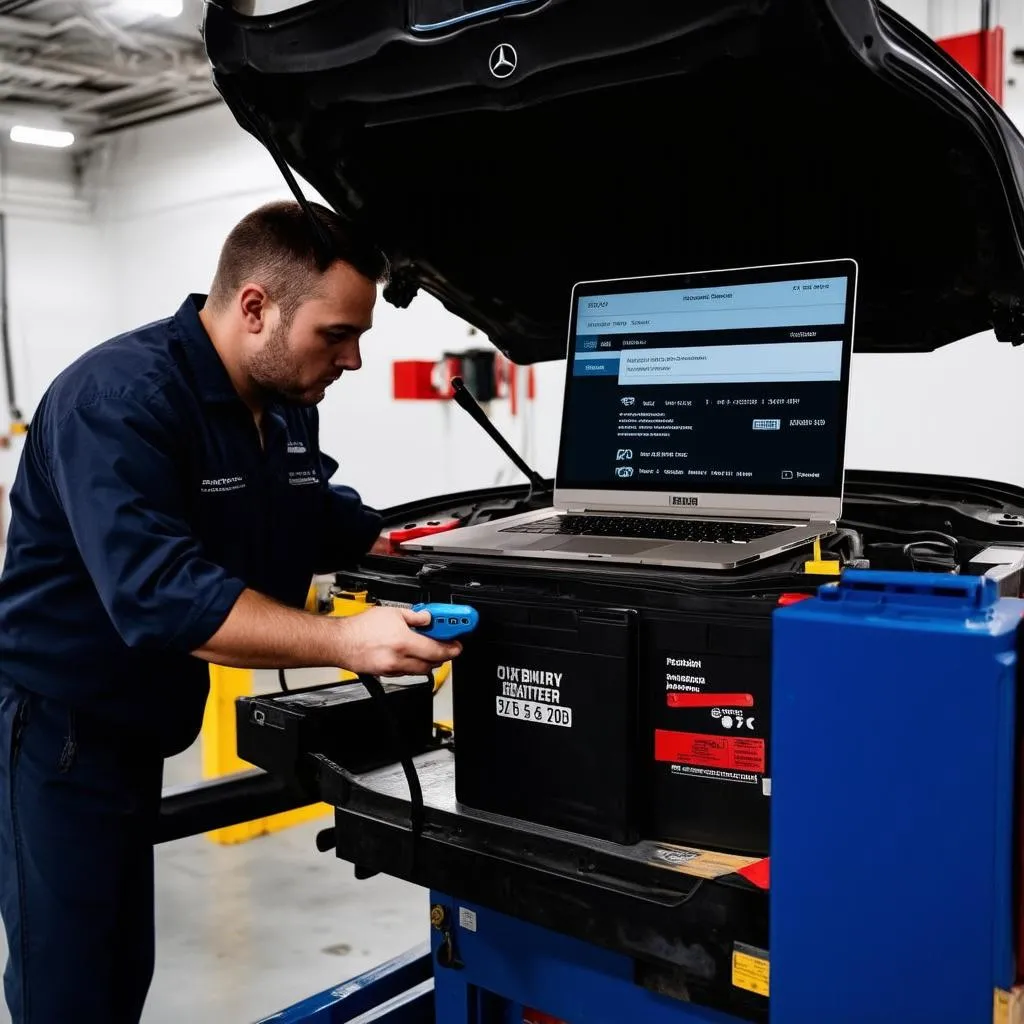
[315,449,383,572]
[45,393,247,653]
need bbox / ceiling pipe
[0,0,36,15]
[0,59,86,87]
[95,92,218,132]
[26,57,163,88]
[65,75,180,113]
[0,99,101,125]
[0,9,188,56]
[0,0,215,137]
[0,12,47,36]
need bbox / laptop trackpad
[548,537,655,555]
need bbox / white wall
[847,334,1024,484]
[0,143,110,538]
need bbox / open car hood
[203,0,1024,364]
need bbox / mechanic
[0,200,460,1024]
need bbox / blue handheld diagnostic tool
[412,603,479,641]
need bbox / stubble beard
[246,320,319,406]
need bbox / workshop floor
[0,669,449,1024]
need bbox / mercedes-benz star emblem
[488,43,518,79]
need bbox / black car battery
[448,593,640,844]
[336,559,780,857]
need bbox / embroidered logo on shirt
[288,470,319,487]
[286,441,308,455]
[201,475,246,494]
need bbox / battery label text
[498,665,564,704]
[496,697,573,728]
[665,654,706,691]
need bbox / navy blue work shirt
[0,295,382,754]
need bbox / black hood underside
[204,0,1024,363]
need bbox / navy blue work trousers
[0,682,164,1023]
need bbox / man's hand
[335,606,460,677]
[193,589,462,675]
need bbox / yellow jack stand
[201,664,333,845]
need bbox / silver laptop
[403,258,858,570]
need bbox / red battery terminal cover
[777,592,813,607]
[384,518,461,551]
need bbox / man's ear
[238,283,270,333]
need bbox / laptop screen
[556,260,857,500]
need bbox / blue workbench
[262,571,1022,1024]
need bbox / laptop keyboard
[501,515,789,545]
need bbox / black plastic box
[236,679,433,788]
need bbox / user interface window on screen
[561,276,848,494]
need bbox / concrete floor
[0,668,447,1023]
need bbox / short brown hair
[207,200,389,321]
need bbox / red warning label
[655,730,766,774]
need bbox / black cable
[842,520,960,554]
[902,539,959,573]
[820,528,864,565]
[359,674,425,844]
[836,527,864,561]
[849,520,960,573]
[278,668,289,692]
[675,878,706,908]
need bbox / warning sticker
[732,943,770,997]
[995,991,1009,1024]
[649,843,762,880]
[655,730,766,774]
[994,988,1024,1024]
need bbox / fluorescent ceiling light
[119,0,183,16]
[9,125,75,148]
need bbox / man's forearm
[192,588,343,669]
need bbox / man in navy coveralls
[0,200,461,1022]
